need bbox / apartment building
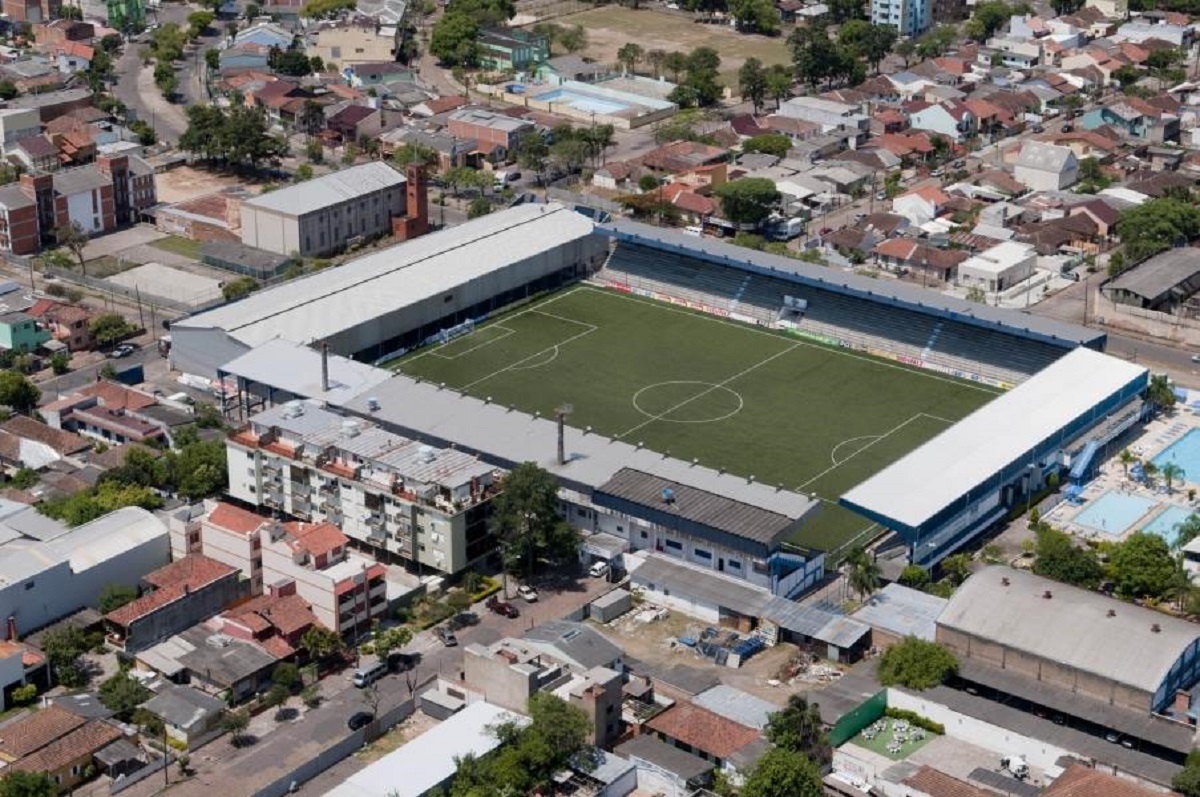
[870,0,931,37]
[175,501,388,637]
[446,108,535,160]
[225,401,502,576]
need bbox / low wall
[110,755,169,794]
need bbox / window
[727,559,741,570]
[694,548,712,560]
[23,581,33,590]
[576,507,587,518]
[664,539,682,551]
[640,530,648,539]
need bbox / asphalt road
[112,4,198,145]
[37,344,158,398]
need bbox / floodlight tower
[556,404,573,465]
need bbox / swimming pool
[533,88,631,116]
[1152,428,1200,485]
[1073,490,1157,536]
[1144,504,1195,543]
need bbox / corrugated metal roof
[841,348,1146,530]
[177,203,596,350]
[940,566,1200,697]
[692,685,781,730]
[597,468,794,545]
[851,583,946,641]
[242,161,405,216]
[221,339,392,406]
[631,554,771,617]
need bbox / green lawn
[393,286,997,554]
[849,723,938,760]
[148,235,203,261]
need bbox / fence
[547,188,622,217]
[44,266,224,314]
[829,689,887,747]
[1105,299,1200,332]
[110,754,170,794]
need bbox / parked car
[589,560,610,578]
[1191,354,1200,364]
[108,343,136,359]
[435,626,458,647]
[348,711,374,731]
[517,584,539,602]
[486,595,519,618]
[448,612,479,631]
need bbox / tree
[222,708,251,746]
[90,313,134,348]
[1119,448,1137,478]
[468,196,491,219]
[714,178,780,226]
[898,564,930,589]
[742,133,791,158]
[1175,513,1200,550]
[40,481,163,526]
[0,771,57,797]
[187,10,214,36]
[729,0,779,33]
[0,372,38,414]
[965,285,987,303]
[739,57,767,114]
[764,64,792,109]
[878,636,958,690]
[1176,750,1200,797]
[940,552,973,586]
[558,24,587,53]
[1147,373,1177,414]
[493,463,580,579]
[393,142,437,169]
[372,625,413,660]
[272,662,301,691]
[265,683,290,719]
[765,694,831,767]
[310,55,325,73]
[245,2,261,16]
[1163,462,1185,493]
[55,222,88,273]
[741,748,822,797]
[663,51,688,83]
[129,119,157,146]
[1049,0,1083,12]
[646,48,667,78]
[41,625,91,688]
[0,81,18,101]
[827,0,864,20]
[298,100,325,139]
[1033,526,1103,587]
[1116,197,1200,265]
[683,46,722,106]
[222,276,260,302]
[846,547,881,602]
[617,42,644,75]
[301,625,343,662]
[516,133,549,184]
[965,0,1016,41]
[98,671,151,719]
[98,583,138,613]
[1111,531,1181,600]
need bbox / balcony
[292,482,312,498]
[320,460,360,480]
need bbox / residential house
[776,96,870,143]
[135,621,278,702]
[0,706,124,792]
[409,94,468,118]
[182,501,389,637]
[325,103,382,143]
[0,311,49,352]
[0,641,42,710]
[51,41,93,74]
[0,109,41,149]
[1116,20,1191,46]
[311,18,396,68]
[640,140,728,176]
[907,100,976,142]
[1013,140,1078,191]
[542,54,607,84]
[218,43,272,74]
[6,87,92,123]
[645,701,763,775]
[12,135,59,173]
[214,590,319,659]
[0,415,89,470]
[103,554,247,653]
[477,28,548,71]
[446,108,535,163]
[870,0,931,38]
[345,61,415,90]
[33,19,94,47]
[873,238,968,282]
[233,21,293,50]
[1018,212,1104,254]
[143,684,226,750]
[892,185,951,226]
[614,736,714,797]
[43,381,184,446]
[957,240,1036,291]
[1,0,61,24]
[379,127,472,172]
[1082,98,1180,143]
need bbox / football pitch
[393,285,999,554]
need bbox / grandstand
[596,221,1101,388]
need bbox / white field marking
[799,413,928,491]
[428,324,516,360]
[401,285,588,366]
[462,325,599,390]
[631,381,746,424]
[509,345,560,371]
[588,285,1003,396]
[830,434,883,466]
[531,309,599,331]
[921,412,957,424]
[616,343,801,440]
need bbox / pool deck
[1047,411,1200,542]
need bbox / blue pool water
[1152,428,1200,485]
[533,88,631,116]
[1073,490,1157,536]
[1144,505,1195,543]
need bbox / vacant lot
[155,165,262,204]
[546,6,790,84]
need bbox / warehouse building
[239,162,407,257]
[170,202,606,378]
[938,566,1200,762]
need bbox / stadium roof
[840,347,1146,531]
[1103,248,1200,302]
[940,566,1200,697]
[240,162,406,217]
[176,203,595,350]
[219,339,393,406]
[341,376,818,521]
[600,219,1102,347]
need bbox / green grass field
[393,286,998,554]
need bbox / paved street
[113,4,193,144]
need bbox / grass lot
[393,286,997,554]
[552,6,791,83]
[148,235,203,261]
[79,256,137,279]
[849,723,938,761]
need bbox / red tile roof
[646,703,760,760]
[12,720,121,775]
[27,298,91,324]
[903,767,995,797]
[0,707,85,759]
[424,95,467,114]
[673,191,716,216]
[107,555,238,627]
[1,415,88,455]
[207,502,267,537]
[283,521,348,560]
[1041,764,1172,797]
[875,238,918,259]
[228,593,317,638]
[78,381,156,411]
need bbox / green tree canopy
[1111,531,1181,600]
[98,583,138,614]
[878,636,958,690]
[0,771,57,797]
[0,371,39,414]
[1032,526,1103,588]
[90,313,135,347]
[222,276,260,302]
[1116,197,1200,266]
[764,694,831,766]
[741,748,822,797]
[713,178,780,225]
[98,671,151,719]
[493,462,580,578]
[41,626,92,688]
[966,0,1023,41]
[743,132,791,158]
[738,57,767,113]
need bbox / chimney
[6,615,16,642]
[320,341,329,393]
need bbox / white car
[589,561,610,578]
[1192,354,1200,364]
[517,584,539,602]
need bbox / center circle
[632,381,745,424]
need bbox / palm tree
[846,547,881,602]
[1147,373,1177,415]
[1119,448,1137,478]
[1143,460,1159,488]
[1162,462,1185,493]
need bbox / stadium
[176,202,1148,578]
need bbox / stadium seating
[598,243,1065,385]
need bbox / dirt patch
[356,710,440,763]
[546,6,791,78]
[155,166,265,204]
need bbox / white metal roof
[959,240,1035,275]
[176,203,595,349]
[220,339,393,405]
[841,348,1146,530]
[324,701,527,797]
[241,162,406,217]
[940,567,1199,695]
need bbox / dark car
[486,596,520,618]
[448,612,479,631]
[387,652,417,672]
[435,626,458,647]
[348,711,374,731]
